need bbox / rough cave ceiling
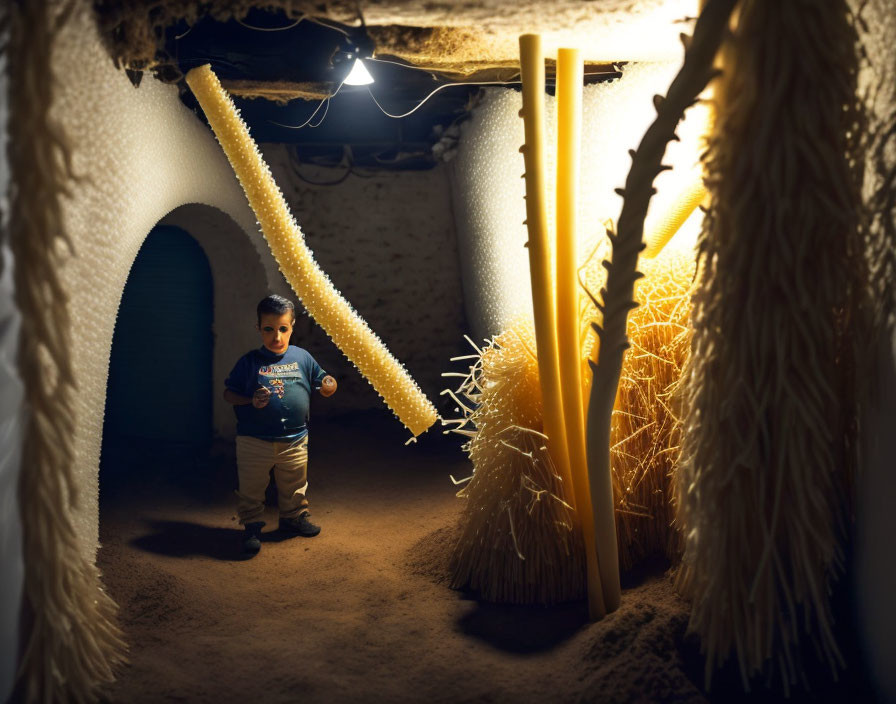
[94,0,697,166]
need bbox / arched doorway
[102,226,213,474]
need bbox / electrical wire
[304,16,354,38]
[267,71,346,129]
[236,16,305,31]
[288,145,355,186]
[177,14,309,40]
[365,79,518,119]
[266,60,620,129]
[308,97,330,127]
[367,55,619,84]
[367,56,441,80]
[268,96,330,129]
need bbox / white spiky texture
[50,2,265,562]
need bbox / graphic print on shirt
[258,361,302,378]
[257,361,304,401]
[226,346,326,439]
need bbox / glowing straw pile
[674,0,867,691]
[447,327,584,604]
[448,1,734,609]
[185,65,437,437]
[448,245,694,598]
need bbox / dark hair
[257,295,296,324]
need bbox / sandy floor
[96,412,874,703]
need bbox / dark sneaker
[279,513,321,537]
[243,521,265,555]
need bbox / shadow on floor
[455,596,588,654]
[130,519,309,562]
[452,553,676,656]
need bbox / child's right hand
[252,386,271,409]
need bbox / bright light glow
[662,205,702,256]
[343,59,374,86]
[451,62,710,338]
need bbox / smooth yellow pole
[518,35,573,495]
[556,47,606,619]
[186,65,438,436]
[519,35,606,618]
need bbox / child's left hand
[319,375,337,397]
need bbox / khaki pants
[235,435,310,525]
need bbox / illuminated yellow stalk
[186,64,437,436]
[555,48,606,619]
[642,174,707,259]
[519,35,605,618]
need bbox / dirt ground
[96,412,875,704]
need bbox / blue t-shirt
[225,345,327,440]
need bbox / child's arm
[319,375,337,398]
[224,387,271,408]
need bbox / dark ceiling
[165,8,620,170]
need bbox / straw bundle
[9,1,127,700]
[447,326,585,604]
[447,244,694,600]
[674,0,867,691]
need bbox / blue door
[103,226,213,448]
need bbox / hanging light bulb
[343,58,374,86]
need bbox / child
[224,294,337,555]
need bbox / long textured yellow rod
[555,48,606,620]
[642,174,707,259]
[519,35,605,618]
[186,65,437,436]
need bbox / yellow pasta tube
[519,36,606,618]
[555,47,606,619]
[186,64,438,437]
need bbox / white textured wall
[52,3,270,560]
[261,145,467,419]
[449,61,706,340]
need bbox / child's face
[256,312,294,355]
